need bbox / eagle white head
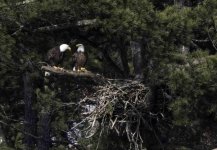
[76,44,85,52]
[60,44,71,52]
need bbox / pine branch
[0,120,40,139]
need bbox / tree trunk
[102,48,124,76]
[130,41,144,80]
[119,46,130,77]
[37,112,51,150]
[118,38,130,77]
[23,71,37,150]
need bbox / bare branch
[41,66,96,78]
[211,16,217,33]
[192,39,210,43]
[192,38,217,54]
[16,0,35,5]
[76,19,97,26]
[207,31,217,52]
[33,19,97,32]
[0,0,35,9]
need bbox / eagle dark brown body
[46,44,71,67]
[47,46,64,66]
[72,51,88,71]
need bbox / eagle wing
[72,52,78,67]
[77,52,87,67]
[72,52,88,70]
[47,47,61,66]
[47,47,57,60]
[83,51,88,66]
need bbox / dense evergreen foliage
[0,0,217,149]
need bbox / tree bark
[130,41,144,80]
[102,49,125,76]
[37,112,51,150]
[23,70,37,150]
[118,40,130,77]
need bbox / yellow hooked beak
[68,47,71,51]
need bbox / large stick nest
[79,79,153,149]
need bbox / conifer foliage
[0,0,217,149]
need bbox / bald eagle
[47,44,71,68]
[72,44,88,72]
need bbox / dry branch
[0,0,35,8]
[33,19,97,32]
[207,30,217,52]
[41,66,95,78]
